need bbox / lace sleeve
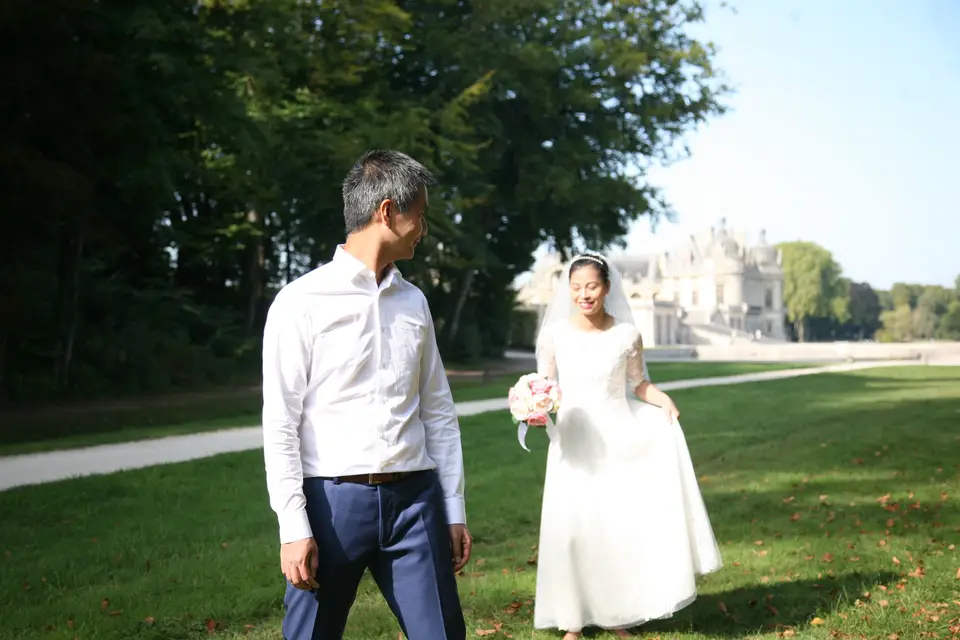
[536,325,558,381]
[626,330,650,390]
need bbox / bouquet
[507,373,561,452]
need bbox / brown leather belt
[331,471,418,486]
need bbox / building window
[716,284,725,304]
[766,320,773,334]
[765,287,774,309]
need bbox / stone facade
[516,223,788,346]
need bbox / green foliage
[776,241,847,342]
[775,242,958,343]
[846,281,882,339]
[0,0,727,403]
[877,282,960,342]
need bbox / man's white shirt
[261,246,466,544]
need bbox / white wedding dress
[533,319,723,632]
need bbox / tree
[0,0,728,406]
[876,289,894,311]
[917,285,953,316]
[846,281,882,339]
[776,241,847,342]
[938,300,960,340]
[891,283,917,309]
[877,306,914,342]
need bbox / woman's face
[568,264,608,318]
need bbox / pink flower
[531,392,555,414]
[530,378,552,395]
[526,412,548,427]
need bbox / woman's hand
[660,396,680,423]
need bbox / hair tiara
[571,253,606,268]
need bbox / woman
[533,252,722,639]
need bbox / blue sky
[622,0,959,290]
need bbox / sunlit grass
[0,362,803,456]
[1,366,956,639]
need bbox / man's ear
[373,198,392,226]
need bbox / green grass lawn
[0,365,957,639]
[0,361,803,456]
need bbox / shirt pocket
[387,316,425,384]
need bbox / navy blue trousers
[282,470,466,640]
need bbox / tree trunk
[446,269,475,345]
[244,209,265,333]
[54,222,85,390]
[795,320,806,343]
[0,326,7,397]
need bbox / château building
[516,223,788,346]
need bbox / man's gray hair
[342,149,435,235]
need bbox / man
[261,149,471,640]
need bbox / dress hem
[534,592,700,633]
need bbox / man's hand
[281,537,320,590]
[448,524,472,573]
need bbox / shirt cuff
[278,508,313,544]
[444,497,466,526]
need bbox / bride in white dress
[533,253,723,639]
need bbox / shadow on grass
[588,571,901,638]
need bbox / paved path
[0,360,911,492]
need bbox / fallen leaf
[476,630,497,637]
[810,617,825,625]
[892,556,901,565]
[101,598,109,610]
[719,601,729,614]
[205,619,217,634]
[144,617,155,624]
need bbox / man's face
[389,186,428,260]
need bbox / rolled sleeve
[262,294,314,544]
[418,306,467,526]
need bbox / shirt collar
[333,245,403,289]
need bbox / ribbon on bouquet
[517,416,556,452]
[517,422,531,452]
